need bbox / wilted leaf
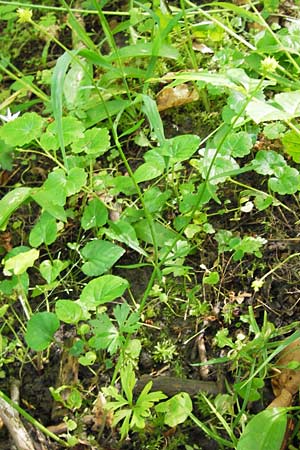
[156,84,199,111]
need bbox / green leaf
[65,167,87,196]
[106,42,179,62]
[156,393,193,427]
[81,198,108,230]
[106,219,148,256]
[63,59,93,111]
[40,116,84,151]
[78,350,97,366]
[79,275,129,309]
[252,150,286,176]
[0,112,44,146]
[197,147,239,184]
[282,129,300,163]
[134,219,179,247]
[89,314,119,354]
[55,299,82,324]
[39,259,69,283]
[3,248,39,276]
[161,134,200,164]
[134,162,163,183]
[142,94,165,146]
[203,271,219,285]
[32,189,67,222]
[31,169,68,221]
[269,165,300,195]
[81,240,125,276]
[71,127,110,156]
[234,378,264,402]
[25,312,60,351]
[246,98,287,123]
[246,91,300,123]
[0,187,32,230]
[143,187,171,213]
[263,122,286,139]
[114,303,140,334]
[223,131,252,157]
[29,212,57,247]
[237,408,286,450]
[120,364,136,404]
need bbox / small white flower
[0,108,20,122]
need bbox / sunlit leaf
[0,112,44,146]
[3,248,39,276]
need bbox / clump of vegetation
[1,1,300,449]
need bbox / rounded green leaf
[25,312,60,351]
[55,300,82,324]
[0,112,44,146]
[156,392,193,427]
[268,165,300,195]
[80,275,129,309]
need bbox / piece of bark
[134,375,222,397]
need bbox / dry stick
[0,393,35,450]
[134,376,222,398]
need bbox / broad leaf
[40,116,84,151]
[106,219,148,256]
[160,134,200,164]
[25,312,60,351]
[134,162,163,183]
[81,198,108,230]
[268,166,300,195]
[39,259,69,283]
[3,248,39,276]
[237,408,286,450]
[71,127,110,156]
[223,131,252,157]
[55,299,82,324]
[0,112,44,146]
[252,150,286,176]
[89,314,119,354]
[80,275,129,309]
[156,392,193,427]
[81,240,125,276]
[65,167,87,196]
[29,212,57,247]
